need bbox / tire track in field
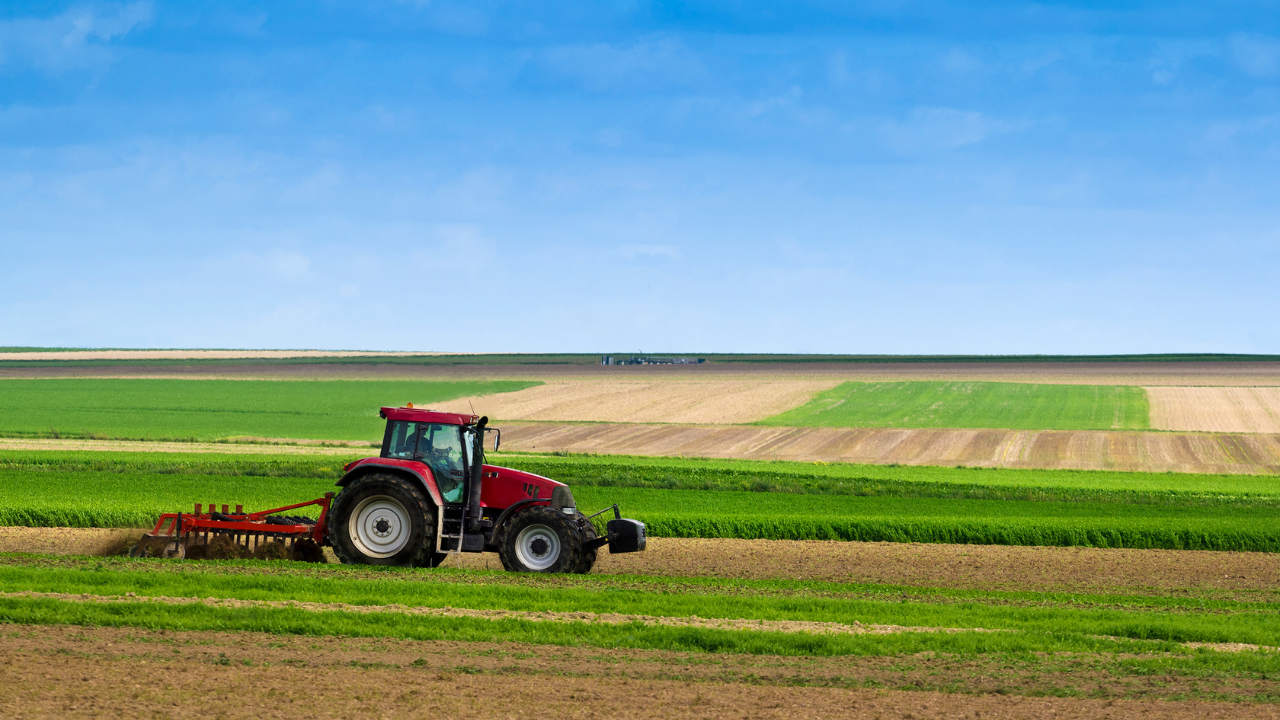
[0,590,997,637]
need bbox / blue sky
[1,1,1278,354]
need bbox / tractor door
[419,424,467,504]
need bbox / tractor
[133,406,646,573]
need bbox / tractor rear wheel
[329,473,439,567]
[497,505,582,573]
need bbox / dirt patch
[497,422,1280,474]
[1149,387,1280,433]
[0,527,144,556]
[0,624,1275,717]
[1,590,999,637]
[433,379,839,424]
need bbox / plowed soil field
[497,422,1280,474]
[3,624,1273,720]
[1149,386,1280,433]
[434,379,839,424]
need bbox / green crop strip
[762,381,1150,430]
[2,562,1279,645]
[2,448,1278,550]
[6,554,1275,610]
[2,468,1277,550]
[0,378,537,442]
[0,595,1204,659]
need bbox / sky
[1,1,1278,354]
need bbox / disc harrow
[130,493,333,562]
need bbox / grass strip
[3,468,1277,551]
[6,553,1276,612]
[0,595,1201,658]
[3,563,1277,646]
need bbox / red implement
[131,493,334,561]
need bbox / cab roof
[380,406,480,426]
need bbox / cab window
[384,421,420,459]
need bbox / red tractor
[135,406,646,573]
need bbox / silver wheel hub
[350,495,411,558]
[514,524,561,571]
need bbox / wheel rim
[514,524,561,571]
[350,495,412,559]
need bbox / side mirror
[486,427,501,452]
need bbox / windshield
[383,420,467,504]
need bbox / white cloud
[270,251,310,277]
[0,3,152,71]
[539,35,703,91]
[620,244,679,260]
[878,107,1025,152]
[1229,34,1280,78]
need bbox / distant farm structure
[601,355,706,366]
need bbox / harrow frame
[139,493,334,558]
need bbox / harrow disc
[127,535,186,559]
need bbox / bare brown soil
[1149,387,1280,433]
[498,422,1280,474]
[0,527,145,556]
[434,379,840,424]
[7,528,1278,597]
[4,360,1280,386]
[0,624,1275,718]
[5,423,1280,473]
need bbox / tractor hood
[478,464,566,509]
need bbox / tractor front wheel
[497,506,582,573]
[329,473,440,567]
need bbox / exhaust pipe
[467,416,488,531]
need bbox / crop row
[3,558,1278,646]
[2,466,1277,551]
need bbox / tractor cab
[381,415,476,504]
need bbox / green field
[4,557,1279,648]
[762,381,1150,430]
[4,450,1278,551]
[0,378,536,441]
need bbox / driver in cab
[420,425,466,504]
